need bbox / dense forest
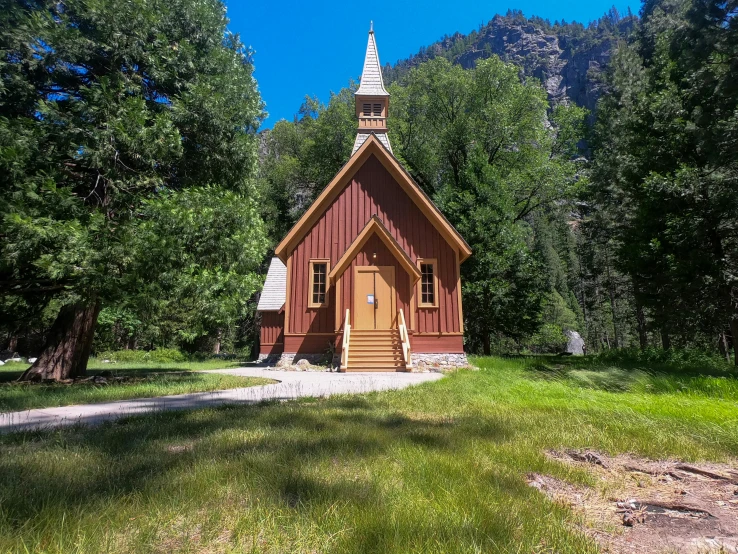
[1,0,736,378]
[257,0,738,361]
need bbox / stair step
[349,338,402,345]
[349,353,404,360]
[349,342,403,348]
[348,362,405,371]
[349,335,400,339]
[348,360,404,363]
[350,344,402,349]
[346,360,405,366]
[349,344,403,349]
[350,343,402,348]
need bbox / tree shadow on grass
[0,398,515,534]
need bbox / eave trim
[328,215,421,284]
[274,134,472,264]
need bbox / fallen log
[675,464,738,484]
[623,464,683,480]
[636,500,714,517]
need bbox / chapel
[257,25,471,371]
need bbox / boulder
[564,330,585,355]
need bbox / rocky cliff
[384,11,637,115]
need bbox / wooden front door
[354,266,395,330]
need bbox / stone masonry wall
[412,353,469,372]
[261,352,470,373]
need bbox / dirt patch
[528,450,738,553]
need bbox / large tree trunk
[213,329,222,355]
[634,297,648,349]
[20,299,101,381]
[631,279,648,349]
[718,332,730,363]
[604,249,621,348]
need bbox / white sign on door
[367,294,374,304]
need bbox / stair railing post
[341,309,350,371]
[398,309,412,371]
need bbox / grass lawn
[0,355,736,553]
[0,360,274,413]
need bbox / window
[362,103,372,116]
[417,258,438,308]
[308,259,330,308]
[372,103,382,117]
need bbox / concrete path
[0,367,444,434]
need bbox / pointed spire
[355,22,388,96]
[352,23,392,156]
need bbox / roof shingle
[256,257,286,311]
[352,131,392,155]
[355,28,389,97]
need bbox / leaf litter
[528,449,738,553]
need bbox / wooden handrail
[340,309,350,371]
[398,309,412,371]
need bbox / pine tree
[0,0,267,379]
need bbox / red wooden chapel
[257,24,471,371]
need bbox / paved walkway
[0,367,444,434]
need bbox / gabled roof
[329,216,422,283]
[353,131,392,155]
[256,257,286,311]
[355,24,389,97]
[274,133,472,263]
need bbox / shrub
[96,348,187,364]
[525,323,566,354]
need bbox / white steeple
[352,23,392,155]
[355,22,389,97]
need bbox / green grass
[0,355,736,553]
[0,360,274,413]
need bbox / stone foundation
[411,353,469,372]
[262,352,469,373]
[257,353,281,364]
[272,353,335,372]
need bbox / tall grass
[0,355,735,553]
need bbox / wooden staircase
[346,329,405,372]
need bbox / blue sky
[230,0,638,129]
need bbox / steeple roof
[355,22,389,97]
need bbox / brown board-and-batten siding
[259,309,284,356]
[284,154,462,353]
